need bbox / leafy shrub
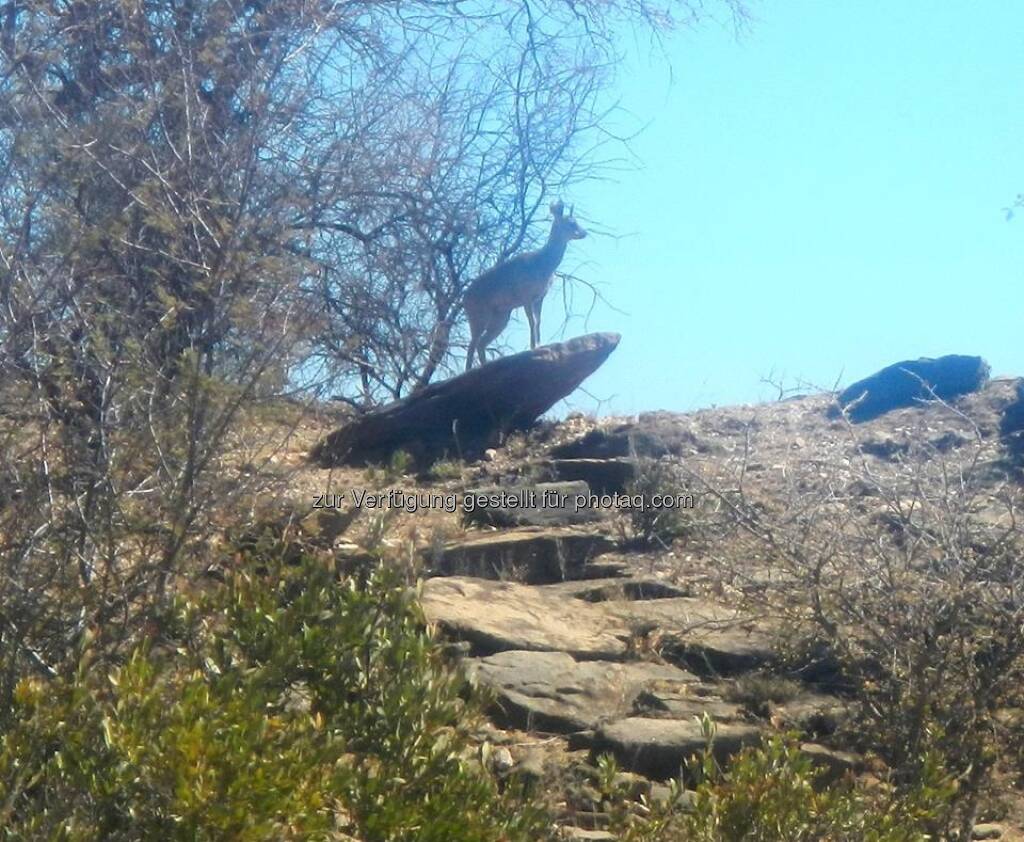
[620,722,954,842]
[0,555,553,841]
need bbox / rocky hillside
[278,375,1024,840]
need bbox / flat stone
[420,576,629,659]
[592,717,763,779]
[632,685,744,722]
[429,528,615,584]
[464,649,699,733]
[550,419,715,459]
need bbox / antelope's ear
[550,199,565,218]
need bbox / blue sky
[533,0,1024,414]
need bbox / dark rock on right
[832,355,990,423]
[1000,379,1024,459]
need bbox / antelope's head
[550,199,587,242]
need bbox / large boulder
[311,333,620,467]
[833,355,989,423]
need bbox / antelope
[463,200,586,371]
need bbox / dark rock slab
[546,458,637,495]
[463,650,699,733]
[311,333,620,467]
[592,717,763,779]
[420,576,629,659]
[429,527,616,584]
[833,355,990,423]
[461,481,600,528]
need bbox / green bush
[619,721,954,842]
[0,556,553,841]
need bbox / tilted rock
[310,333,620,467]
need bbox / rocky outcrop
[311,333,620,467]
[833,355,990,422]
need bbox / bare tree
[0,0,749,714]
[688,401,1024,839]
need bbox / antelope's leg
[477,311,510,364]
[525,303,538,349]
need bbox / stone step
[420,576,629,659]
[602,597,777,676]
[428,527,615,584]
[463,649,701,733]
[591,717,764,780]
